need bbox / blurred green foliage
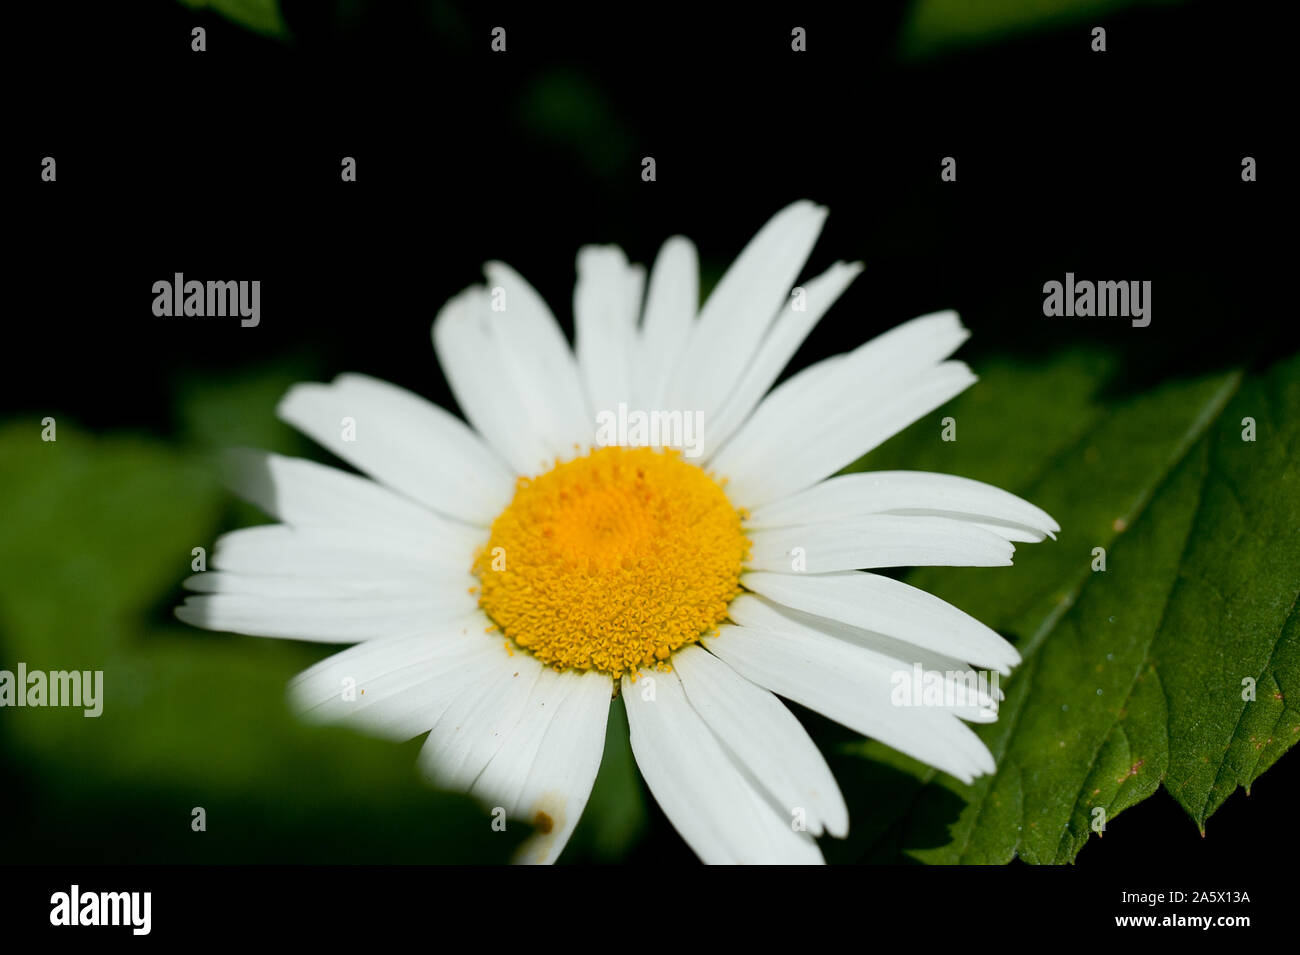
[173,0,1194,58]
[563,695,649,862]
[177,0,288,39]
[517,72,637,182]
[901,0,1189,58]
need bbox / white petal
[416,648,546,792]
[745,514,1014,572]
[575,245,646,421]
[719,310,966,450]
[221,449,474,534]
[622,669,823,864]
[746,470,1060,542]
[741,570,1020,674]
[716,359,977,509]
[711,311,972,505]
[276,373,515,523]
[288,613,505,739]
[174,591,475,643]
[433,286,559,476]
[483,261,594,459]
[182,570,443,599]
[635,236,698,411]
[703,624,996,782]
[702,260,863,458]
[471,668,613,864]
[731,592,967,677]
[727,593,1002,718]
[666,201,828,421]
[673,645,847,837]
[204,523,476,579]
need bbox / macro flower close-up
[5,2,1295,934]
[175,201,1059,864]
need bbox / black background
[6,0,1293,875]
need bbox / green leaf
[176,0,289,39]
[0,421,223,647]
[833,349,1300,863]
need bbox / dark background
[5,0,1293,871]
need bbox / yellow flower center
[473,446,750,677]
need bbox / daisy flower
[177,200,1058,864]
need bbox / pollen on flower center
[473,446,750,677]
